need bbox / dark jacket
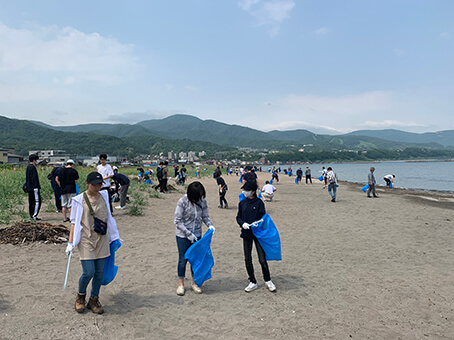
[26,164,40,191]
[112,173,130,186]
[236,197,266,239]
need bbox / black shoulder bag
[83,192,108,235]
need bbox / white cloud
[264,120,347,134]
[0,84,56,102]
[239,0,295,37]
[279,91,391,115]
[184,85,199,92]
[394,48,405,56]
[0,22,140,85]
[315,27,330,35]
[361,120,425,128]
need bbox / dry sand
[1,172,453,339]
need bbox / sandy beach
[1,171,453,339]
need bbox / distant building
[29,150,66,157]
[168,151,176,160]
[214,152,223,160]
[0,148,7,164]
[179,152,187,159]
[198,151,206,157]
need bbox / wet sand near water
[1,172,453,339]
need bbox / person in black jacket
[236,181,276,293]
[112,168,130,210]
[26,154,42,221]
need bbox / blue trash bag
[318,175,324,181]
[389,183,393,188]
[258,191,262,198]
[195,171,198,177]
[295,177,298,184]
[269,179,273,184]
[251,214,282,261]
[144,179,153,184]
[238,175,243,183]
[185,228,214,287]
[239,193,245,202]
[76,183,80,195]
[361,184,369,192]
[102,239,122,286]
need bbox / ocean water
[267,161,454,193]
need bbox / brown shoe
[87,296,104,314]
[75,293,86,313]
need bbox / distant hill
[345,129,454,147]
[0,116,234,156]
[44,114,449,151]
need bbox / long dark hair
[187,181,206,207]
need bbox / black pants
[52,185,62,212]
[28,188,42,218]
[306,175,312,184]
[219,192,228,207]
[384,178,391,186]
[161,178,168,192]
[243,237,270,284]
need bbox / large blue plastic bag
[361,184,369,192]
[185,228,214,287]
[318,175,323,181]
[251,214,282,261]
[102,239,122,285]
[295,177,298,184]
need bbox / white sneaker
[176,285,185,296]
[265,280,276,292]
[244,282,258,292]
[115,206,126,210]
[192,284,203,294]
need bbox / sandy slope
[1,172,453,339]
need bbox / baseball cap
[67,159,75,164]
[86,172,103,185]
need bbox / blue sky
[0,0,453,134]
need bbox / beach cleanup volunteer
[174,181,215,296]
[65,172,120,314]
[236,181,276,292]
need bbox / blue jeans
[176,236,193,279]
[79,258,106,298]
[328,183,337,199]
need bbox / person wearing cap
[174,181,215,296]
[367,167,379,198]
[56,159,79,222]
[236,181,276,293]
[296,168,303,184]
[26,154,42,221]
[65,172,120,314]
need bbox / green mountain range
[3,114,454,158]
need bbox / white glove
[188,233,198,243]
[65,242,75,256]
[242,223,251,230]
[209,226,215,233]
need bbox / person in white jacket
[65,172,120,314]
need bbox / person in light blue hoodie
[174,181,215,296]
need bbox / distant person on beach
[213,166,222,179]
[305,166,312,184]
[236,181,276,293]
[174,181,215,296]
[48,165,63,213]
[384,174,395,187]
[180,164,187,184]
[112,168,130,210]
[97,154,114,213]
[272,171,279,183]
[65,172,120,314]
[367,167,379,198]
[296,168,303,184]
[327,167,338,202]
[26,154,42,221]
[155,162,164,191]
[261,181,277,202]
[322,167,328,188]
[161,161,169,193]
[56,159,79,223]
[216,175,228,208]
